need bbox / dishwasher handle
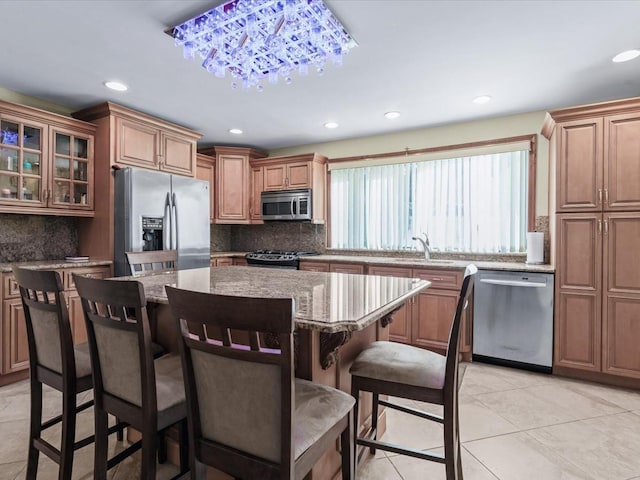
[479,278,546,288]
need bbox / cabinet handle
[597,219,602,235]
[604,219,609,235]
[431,277,443,281]
[598,189,603,205]
[604,189,609,205]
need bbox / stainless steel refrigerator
[113,167,210,277]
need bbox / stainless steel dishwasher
[473,270,554,372]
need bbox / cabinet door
[250,166,263,222]
[555,214,602,372]
[411,288,458,352]
[263,164,286,191]
[2,298,29,374]
[369,266,412,343]
[66,292,88,345]
[64,266,111,290]
[604,113,640,211]
[115,117,159,169]
[286,162,311,189]
[329,263,365,274]
[602,213,640,378]
[233,257,248,266]
[196,155,215,223]
[0,113,48,208]
[299,261,330,272]
[50,128,94,210]
[556,118,603,212]
[216,154,249,223]
[213,257,233,267]
[161,132,196,177]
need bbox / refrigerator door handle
[163,192,172,251]
[171,192,178,251]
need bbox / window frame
[326,134,537,251]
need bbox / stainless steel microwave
[261,189,312,221]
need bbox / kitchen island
[124,265,430,479]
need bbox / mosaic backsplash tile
[0,214,78,262]
[230,222,326,252]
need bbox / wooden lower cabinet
[66,292,88,345]
[368,266,412,343]
[411,288,459,352]
[555,290,601,371]
[299,261,330,272]
[211,257,233,267]
[329,263,365,275]
[2,298,29,374]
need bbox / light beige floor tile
[475,383,623,430]
[0,419,30,465]
[527,412,640,480]
[389,446,498,480]
[458,365,518,396]
[378,402,444,452]
[464,362,556,389]
[357,456,402,480]
[464,432,595,480]
[459,396,519,442]
[0,461,26,480]
[561,379,640,412]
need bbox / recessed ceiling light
[472,95,492,104]
[384,111,401,119]
[104,81,128,92]
[229,128,243,135]
[612,49,640,63]
[324,122,339,129]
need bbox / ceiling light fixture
[324,122,339,129]
[104,81,128,92]
[170,0,355,90]
[384,111,401,119]
[472,95,492,104]
[229,128,243,134]
[612,49,640,63]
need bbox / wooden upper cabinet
[263,164,287,191]
[604,113,640,211]
[0,100,96,217]
[556,118,603,212]
[196,153,215,224]
[250,165,263,222]
[263,161,311,191]
[198,146,266,224]
[73,102,200,177]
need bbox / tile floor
[2,362,640,479]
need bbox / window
[330,149,530,253]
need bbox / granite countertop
[121,266,430,333]
[0,259,112,273]
[300,254,555,273]
[210,251,248,259]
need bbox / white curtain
[331,150,528,253]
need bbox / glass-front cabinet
[0,116,46,207]
[0,100,95,215]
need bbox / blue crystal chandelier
[171,0,355,90]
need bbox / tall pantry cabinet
[543,97,640,384]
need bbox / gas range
[245,250,318,269]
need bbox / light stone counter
[121,265,430,333]
[0,259,112,273]
[301,254,555,273]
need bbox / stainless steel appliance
[114,167,210,277]
[261,189,312,221]
[245,250,317,269]
[473,270,554,371]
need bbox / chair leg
[26,380,43,480]
[94,407,109,480]
[116,416,124,441]
[443,400,462,480]
[141,429,157,480]
[157,430,167,464]
[370,392,379,454]
[340,411,354,480]
[178,420,189,474]
[351,383,360,468]
[58,390,77,480]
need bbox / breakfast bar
[123,265,430,478]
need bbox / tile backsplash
[0,214,78,262]
[230,222,326,252]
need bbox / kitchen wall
[230,222,326,252]
[0,214,78,262]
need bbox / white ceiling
[1,1,639,151]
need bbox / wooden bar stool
[166,287,355,480]
[349,264,477,480]
[73,274,189,480]
[126,250,178,277]
[12,267,125,480]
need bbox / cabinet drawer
[64,266,111,290]
[2,274,20,299]
[412,269,462,290]
[368,266,412,278]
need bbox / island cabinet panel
[0,265,111,382]
[196,153,215,224]
[0,100,96,217]
[368,265,412,343]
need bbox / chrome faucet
[412,232,431,260]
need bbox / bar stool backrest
[125,250,177,277]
